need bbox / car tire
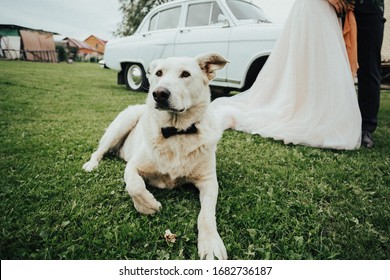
[124,64,148,92]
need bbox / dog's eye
[156,70,163,77]
[180,71,191,78]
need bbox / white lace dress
[211,0,361,150]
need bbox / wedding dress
[211,0,361,150]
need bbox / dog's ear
[195,53,229,81]
[147,59,163,79]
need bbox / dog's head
[146,53,229,115]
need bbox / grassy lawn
[0,60,389,260]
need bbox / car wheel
[124,64,148,91]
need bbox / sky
[0,0,296,41]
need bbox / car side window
[226,0,268,22]
[149,6,182,31]
[186,2,223,27]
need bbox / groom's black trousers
[355,6,385,133]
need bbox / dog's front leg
[83,104,146,172]
[124,161,161,215]
[196,177,227,260]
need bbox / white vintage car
[104,0,282,94]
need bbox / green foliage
[0,61,389,260]
[55,44,67,62]
[115,0,171,37]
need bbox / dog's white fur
[83,53,229,260]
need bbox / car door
[137,5,182,64]
[174,1,231,85]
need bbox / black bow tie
[161,124,198,139]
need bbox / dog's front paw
[82,159,99,172]
[198,232,227,260]
[131,189,162,215]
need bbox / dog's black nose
[153,87,170,103]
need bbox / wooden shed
[62,37,100,61]
[0,24,58,62]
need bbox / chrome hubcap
[127,65,142,90]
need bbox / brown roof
[84,35,107,45]
[63,37,97,51]
[0,24,59,35]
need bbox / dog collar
[161,124,198,139]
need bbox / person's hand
[348,1,355,11]
[328,0,350,14]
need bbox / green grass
[0,60,389,260]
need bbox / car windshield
[226,0,269,23]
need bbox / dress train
[211,0,361,150]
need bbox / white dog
[83,53,229,260]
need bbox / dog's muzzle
[152,87,185,113]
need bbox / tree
[115,0,171,37]
[55,44,67,62]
